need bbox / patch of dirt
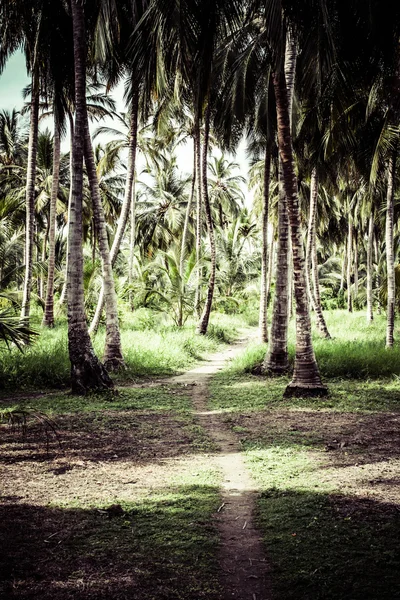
[226,409,400,505]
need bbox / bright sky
[0,51,251,203]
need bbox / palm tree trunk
[42,115,61,328]
[272,68,326,396]
[263,32,297,374]
[309,168,330,338]
[340,248,345,292]
[180,148,196,278]
[194,115,202,316]
[353,229,359,303]
[90,94,139,332]
[347,217,353,312]
[20,74,39,326]
[386,149,397,347]
[197,103,216,335]
[263,167,290,373]
[366,212,374,323]
[266,229,274,308]
[67,0,113,393]
[259,146,271,343]
[58,113,74,311]
[128,186,136,310]
[83,120,124,370]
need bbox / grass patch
[0,472,222,600]
[210,372,400,412]
[0,309,246,391]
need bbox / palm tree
[67,0,113,393]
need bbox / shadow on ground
[0,485,221,600]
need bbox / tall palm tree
[67,0,113,393]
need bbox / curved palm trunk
[197,104,216,335]
[193,116,202,317]
[264,34,296,373]
[347,217,353,312]
[83,121,124,370]
[180,149,196,278]
[20,75,39,326]
[366,212,374,323]
[67,0,113,394]
[90,95,139,332]
[353,229,359,302]
[128,185,136,310]
[42,115,61,328]
[259,147,271,343]
[272,69,326,396]
[266,228,275,308]
[308,168,330,338]
[58,113,75,311]
[386,150,397,348]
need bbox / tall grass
[227,310,400,380]
[0,308,244,391]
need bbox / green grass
[223,310,400,380]
[0,309,244,391]
[1,471,223,600]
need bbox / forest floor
[1,327,400,599]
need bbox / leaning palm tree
[67,0,113,393]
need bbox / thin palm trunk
[83,120,124,370]
[90,95,139,331]
[386,149,397,347]
[42,115,61,327]
[272,68,326,395]
[58,113,74,311]
[128,185,136,309]
[67,0,113,393]
[366,212,374,323]
[194,116,202,316]
[259,146,271,343]
[180,149,196,278]
[308,168,330,338]
[353,229,358,302]
[266,229,275,308]
[347,216,353,312]
[20,75,39,326]
[197,103,216,335]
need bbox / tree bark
[386,150,397,347]
[194,115,202,316]
[42,114,61,327]
[67,0,113,394]
[266,230,274,308]
[366,212,374,323]
[180,147,196,278]
[259,146,271,343]
[272,68,326,396]
[90,93,139,330]
[83,120,125,370]
[347,216,353,312]
[20,73,39,327]
[197,103,216,335]
[353,229,358,302]
[308,168,330,338]
[263,167,290,373]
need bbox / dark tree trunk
[67,0,113,394]
[272,68,326,396]
[197,103,216,335]
[20,73,39,327]
[259,147,271,343]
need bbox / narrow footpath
[170,332,272,600]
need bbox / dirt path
[170,332,272,600]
